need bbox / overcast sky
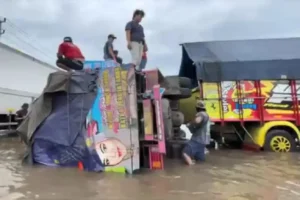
[1,0,300,75]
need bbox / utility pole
[0,17,6,38]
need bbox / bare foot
[183,153,194,165]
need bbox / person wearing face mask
[103,34,117,62]
[182,100,210,165]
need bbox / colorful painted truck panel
[84,61,139,174]
[181,80,300,124]
[202,80,300,122]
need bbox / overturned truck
[18,61,192,173]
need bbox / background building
[0,42,58,113]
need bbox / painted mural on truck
[84,61,139,173]
[203,80,300,121]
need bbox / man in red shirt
[56,37,85,71]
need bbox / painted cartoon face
[96,138,127,166]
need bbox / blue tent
[179,37,300,83]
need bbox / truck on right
[178,37,300,152]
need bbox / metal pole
[0,17,7,38]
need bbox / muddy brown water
[1,138,300,200]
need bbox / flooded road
[1,138,300,200]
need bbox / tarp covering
[18,70,103,171]
[18,61,140,174]
[179,37,300,82]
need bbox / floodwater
[1,138,300,200]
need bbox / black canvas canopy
[179,37,300,83]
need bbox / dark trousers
[56,57,84,70]
[182,140,206,161]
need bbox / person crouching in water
[56,37,85,71]
[182,100,210,165]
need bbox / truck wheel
[163,88,192,100]
[264,129,297,152]
[165,76,192,88]
[171,111,184,127]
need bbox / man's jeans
[182,140,206,161]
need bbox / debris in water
[286,181,300,188]
[290,190,300,196]
[276,186,289,191]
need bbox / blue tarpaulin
[179,37,300,82]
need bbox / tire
[165,76,192,88]
[264,129,297,152]
[171,111,184,127]
[169,100,180,111]
[163,87,192,99]
[162,99,171,117]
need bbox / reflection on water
[1,138,300,200]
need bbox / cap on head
[195,100,205,109]
[63,36,73,43]
[108,34,117,39]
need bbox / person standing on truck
[15,103,29,126]
[125,9,148,70]
[182,100,210,165]
[103,34,117,62]
[56,37,85,71]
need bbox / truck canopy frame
[179,37,300,82]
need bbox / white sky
[1,0,300,75]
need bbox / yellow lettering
[105,93,111,103]
[102,70,110,92]
[116,85,122,91]
[264,103,289,108]
[107,112,112,120]
[115,72,120,79]
[119,116,127,128]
